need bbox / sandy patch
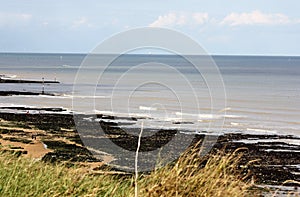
[0,139,52,159]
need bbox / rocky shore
[0,78,59,84]
[0,75,60,96]
[0,91,56,96]
[0,109,299,192]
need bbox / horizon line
[0,51,299,57]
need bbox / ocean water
[0,53,299,137]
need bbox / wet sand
[0,138,52,158]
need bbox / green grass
[0,147,258,197]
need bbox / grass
[137,147,256,197]
[0,146,258,197]
[0,152,130,197]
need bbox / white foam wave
[92,110,151,119]
[10,94,110,99]
[0,103,72,114]
[246,128,278,134]
[218,107,231,112]
[61,64,77,68]
[66,94,111,99]
[175,112,200,117]
[89,110,245,123]
[0,103,36,108]
[224,114,246,118]
[175,112,244,120]
[233,138,300,146]
[230,122,241,126]
[0,74,17,79]
[10,95,70,99]
[139,106,157,111]
[39,95,71,99]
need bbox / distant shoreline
[0,91,56,96]
[0,78,59,84]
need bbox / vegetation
[0,145,261,197]
[137,148,256,197]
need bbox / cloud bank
[149,12,208,27]
[221,10,291,26]
[150,10,299,28]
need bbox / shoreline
[0,78,59,84]
[0,91,57,96]
[0,108,299,189]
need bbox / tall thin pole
[42,77,45,94]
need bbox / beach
[0,107,299,194]
[0,53,299,195]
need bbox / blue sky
[0,0,299,55]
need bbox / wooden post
[42,77,45,94]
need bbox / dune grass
[0,147,258,197]
[137,147,257,197]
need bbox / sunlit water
[0,53,299,137]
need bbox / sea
[0,53,299,138]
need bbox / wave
[139,106,157,111]
[232,138,300,146]
[246,128,278,134]
[81,110,246,124]
[218,107,231,112]
[224,114,246,118]
[10,95,70,99]
[175,112,244,120]
[69,94,111,99]
[0,103,36,108]
[230,122,241,126]
[92,110,152,119]
[0,74,17,79]
[61,64,78,68]
[88,110,245,126]
[10,94,111,99]
[0,103,72,114]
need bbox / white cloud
[72,17,94,28]
[193,13,209,25]
[149,12,208,27]
[176,14,186,25]
[150,11,299,28]
[0,12,32,27]
[221,10,292,26]
[149,12,177,27]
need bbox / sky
[0,0,300,55]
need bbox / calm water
[0,53,299,137]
